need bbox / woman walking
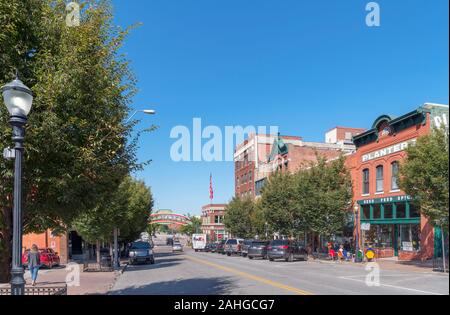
[28,244,41,286]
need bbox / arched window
[391,161,400,191]
[362,169,370,195]
[376,165,384,193]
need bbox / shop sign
[402,242,413,252]
[359,195,412,205]
[362,139,417,162]
[361,223,371,231]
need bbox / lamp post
[354,203,362,263]
[1,76,33,295]
[112,109,155,271]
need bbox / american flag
[209,173,214,202]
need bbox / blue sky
[112,0,449,215]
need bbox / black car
[247,240,270,260]
[267,239,308,262]
[204,243,212,252]
[209,243,218,253]
[216,240,226,255]
[241,240,253,257]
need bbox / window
[384,204,393,219]
[362,205,371,220]
[396,203,406,218]
[391,161,400,191]
[409,203,420,218]
[362,169,370,195]
[376,165,384,192]
[373,204,382,219]
[214,215,223,224]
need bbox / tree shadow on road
[109,277,236,295]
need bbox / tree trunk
[0,206,12,283]
[96,240,101,264]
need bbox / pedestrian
[28,244,41,286]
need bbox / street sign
[361,223,371,231]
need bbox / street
[110,246,449,295]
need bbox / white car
[172,242,183,252]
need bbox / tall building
[234,128,364,199]
[347,103,449,261]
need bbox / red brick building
[234,128,363,199]
[348,103,449,260]
[23,230,69,264]
[201,204,228,242]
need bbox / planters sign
[362,139,417,162]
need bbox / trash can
[100,254,112,270]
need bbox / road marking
[339,276,445,295]
[185,255,314,295]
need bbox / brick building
[347,103,449,261]
[234,127,364,199]
[23,230,69,264]
[201,204,228,242]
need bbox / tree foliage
[224,196,262,239]
[0,0,145,281]
[399,126,449,230]
[179,215,202,236]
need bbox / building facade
[201,204,228,242]
[234,128,364,199]
[349,103,449,260]
[23,230,69,264]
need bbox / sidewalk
[0,262,127,295]
[311,256,445,274]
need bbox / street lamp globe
[1,78,33,117]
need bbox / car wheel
[269,258,274,262]
[227,252,231,256]
[249,256,254,260]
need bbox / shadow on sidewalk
[109,277,235,295]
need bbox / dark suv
[267,239,308,262]
[247,240,270,260]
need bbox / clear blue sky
[112,0,449,216]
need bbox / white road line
[339,276,445,295]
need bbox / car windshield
[174,243,181,246]
[227,239,237,245]
[131,242,151,250]
[271,240,288,246]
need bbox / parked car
[267,239,308,262]
[225,238,244,256]
[172,241,183,253]
[209,242,218,253]
[22,248,60,269]
[216,240,226,255]
[247,240,270,260]
[128,241,155,265]
[241,240,253,257]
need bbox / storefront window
[379,225,393,248]
[376,165,384,192]
[398,224,421,252]
[391,161,400,190]
[396,203,406,218]
[362,169,370,195]
[384,204,393,219]
[373,204,382,219]
[409,203,420,218]
[362,205,371,220]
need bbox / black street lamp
[353,203,362,263]
[1,76,33,295]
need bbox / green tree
[224,197,256,239]
[0,0,143,281]
[260,172,299,238]
[179,215,202,236]
[399,126,449,230]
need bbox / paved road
[110,246,449,295]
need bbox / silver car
[128,241,155,265]
[172,242,183,253]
